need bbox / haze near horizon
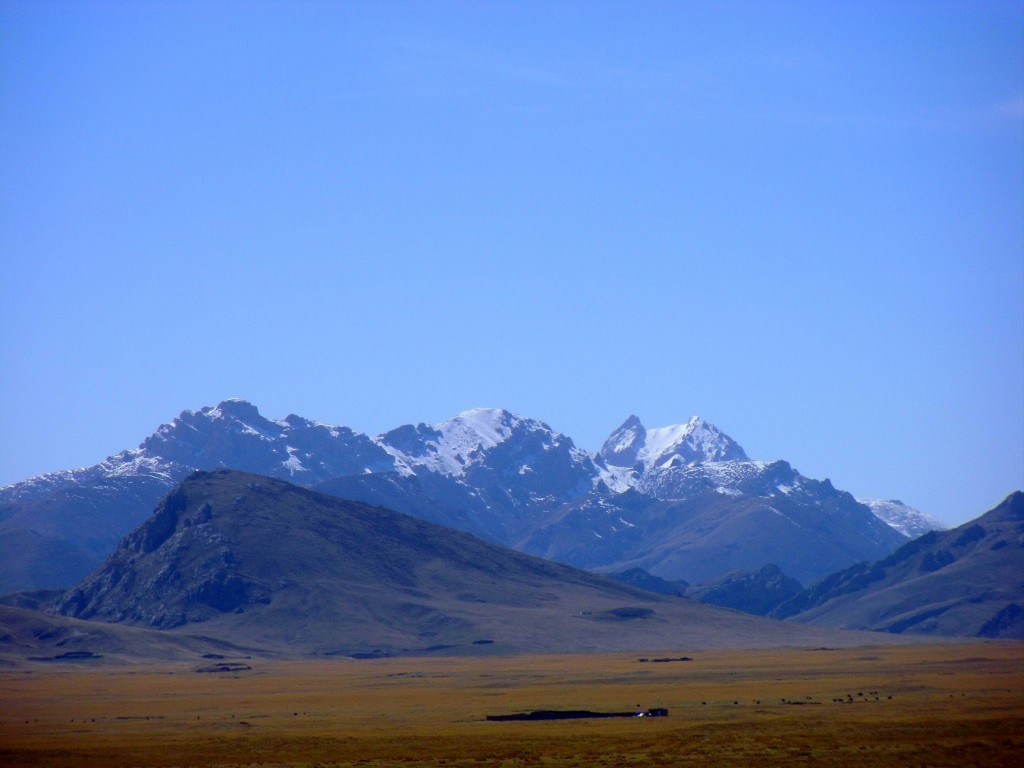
[1,1,1021,527]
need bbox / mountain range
[1,400,939,596]
[41,469,877,658]
[5,471,1011,664]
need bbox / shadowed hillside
[774,492,1024,638]
[50,470,900,657]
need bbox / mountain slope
[0,605,261,664]
[687,565,804,616]
[520,459,907,585]
[0,457,192,591]
[52,470,881,656]
[773,492,1024,638]
[537,415,908,584]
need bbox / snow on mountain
[857,498,946,539]
[599,415,749,473]
[376,408,599,539]
[599,415,647,468]
[138,398,397,483]
[521,416,913,584]
[0,449,185,509]
[595,414,756,499]
[377,408,529,476]
[523,447,910,585]
[636,458,773,501]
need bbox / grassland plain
[1,643,1021,767]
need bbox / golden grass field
[1,642,1021,767]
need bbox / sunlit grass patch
[1,642,1021,767]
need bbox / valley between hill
[1,642,1020,767]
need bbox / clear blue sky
[2,1,1021,526]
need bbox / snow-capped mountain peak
[599,415,646,468]
[857,498,947,539]
[440,407,523,451]
[378,407,555,477]
[599,414,748,471]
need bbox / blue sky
[2,1,1021,526]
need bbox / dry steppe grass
[1,642,1021,767]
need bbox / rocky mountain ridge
[2,399,935,593]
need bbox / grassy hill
[45,470,905,657]
[774,492,1024,638]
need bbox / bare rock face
[55,483,271,629]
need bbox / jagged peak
[444,406,520,435]
[376,407,572,478]
[202,398,263,420]
[600,414,748,470]
[156,399,282,442]
[599,416,647,468]
[283,413,311,428]
[439,407,562,445]
[618,414,644,430]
